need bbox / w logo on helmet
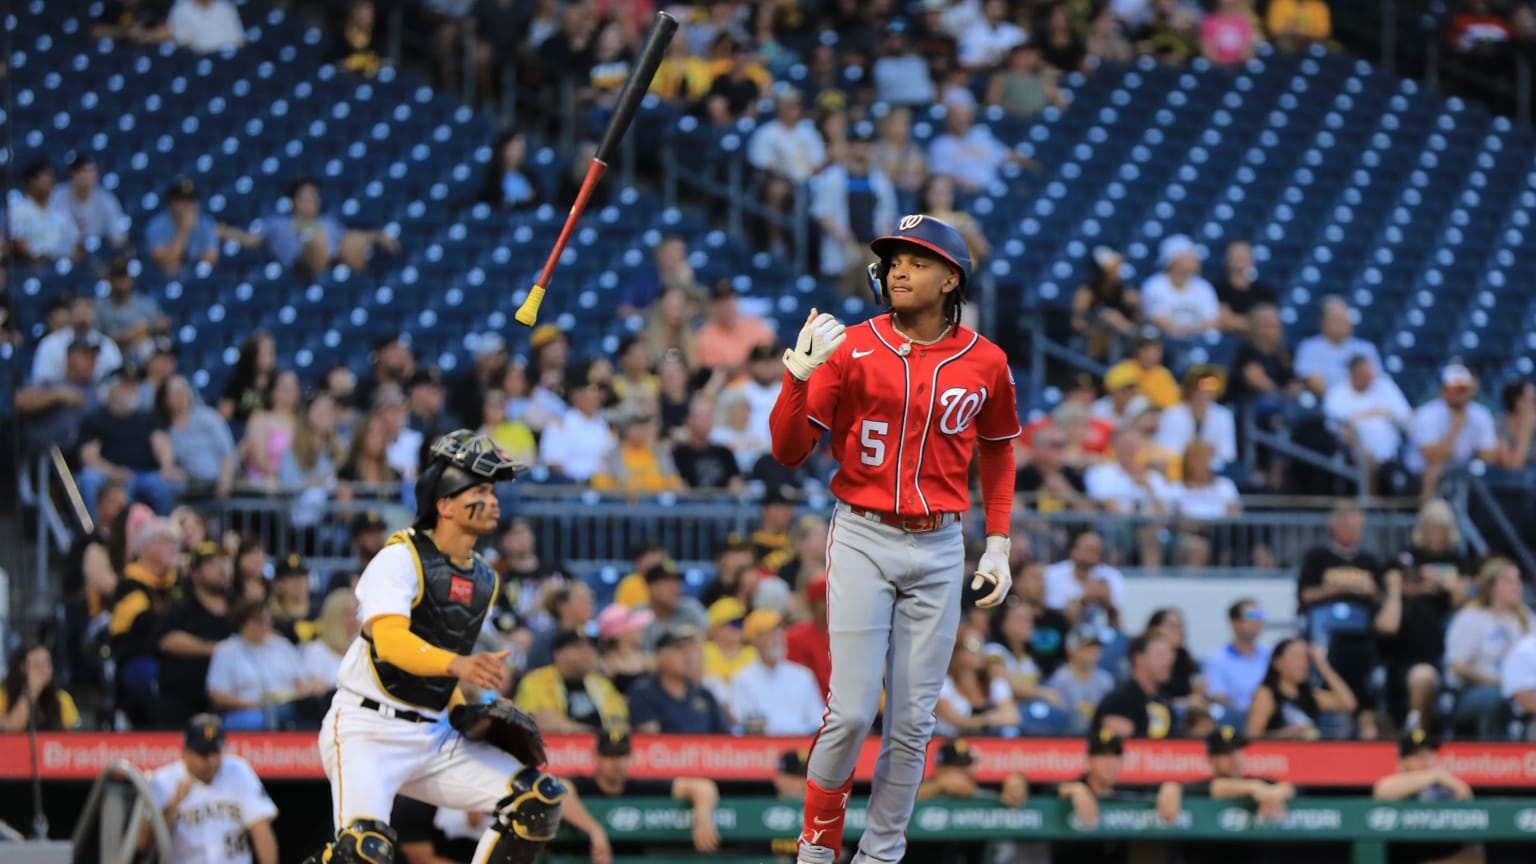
[899,214,926,231]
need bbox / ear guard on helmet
[866,260,889,303]
[866,214,972,305]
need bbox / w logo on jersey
[937,387,988,435]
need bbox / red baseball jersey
[771,314,1021,517]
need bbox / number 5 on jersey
[860,420,889,467]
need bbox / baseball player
[768,214,1021,864]
[306,430,565,864]
[148,714,279,864]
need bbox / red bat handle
[517,159,608,326]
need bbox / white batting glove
[971,535,1012,608]
[783,308,847,381]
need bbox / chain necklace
[890,315,947,356]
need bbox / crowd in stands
[6,469,1534,751]
[6,0,1536,785]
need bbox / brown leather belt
[847,506,960,533]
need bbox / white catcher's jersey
[149,754,277,864]
[334,542,437,715]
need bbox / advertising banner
[3,733,1536,788]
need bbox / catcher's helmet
[867,214,971,302]
[413,429,519,529]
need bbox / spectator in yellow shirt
[478,388,536,467]
[1106,335,1181,409]
[613,541,671,609]
[1267,0,1332,51]
[590,410,684,495]
[650,23,715,104]
[514,630,628,734]
[702,597,758,698]
[2,643,82,731]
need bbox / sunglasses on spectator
[1241,608,1265,621]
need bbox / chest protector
[369,529,498,710]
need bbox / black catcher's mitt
[449,700,548,768]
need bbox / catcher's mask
[413,429,519,530]
[865,213,972,304]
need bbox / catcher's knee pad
[320,818,397,864]
[480,766,567,864]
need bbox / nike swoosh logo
[851,349,874,358]
[813,816,839,825]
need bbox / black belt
[359,697,435,724]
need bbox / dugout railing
[69,760,172,864]
[546,796,1536,864]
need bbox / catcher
[306,430,563,864]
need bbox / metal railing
[195,489,1419,575]
[16,450,88,621]
[1451,470,1536,577]
[69,760,173,864]
[1021,316,1376,499]
[660,133,811,276]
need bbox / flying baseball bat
[515,11,679,327]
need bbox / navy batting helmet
[867,214,972,303]
[413,429,519,529]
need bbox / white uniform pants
[806,503,965,864]
[318,693,525,830]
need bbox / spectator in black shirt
[1380,499,1468,731]
[1213,241,1278,332]
[1093,632,1179,739]
[1056,729,1182,864]
[488,517,567,635]
[563,729,721,858]
[93,0,170,43]
[1144,608,1202,708]
[217,331,277,430]
[448,332,509,432]
[1016,425,1091,514]
[323,510,389,596]
[406,366,455,440]
[1296,501,1399,736]
[269,554,315,646]
[1036,2,1088,73]
[1373,731,1477,864]
[352,335,415,420]
[917,738,1029,805]
[1071,246,1142,363]
[703,38,765,121]
[327,0,381,78]
[1186,726,1294,815]
[77,366,179,519]
[1224,304,1296,412]
[61,480,128,687]
[1245,637,1357,740]
[1180,727,1296,864]
[156,541,233,725]
[912,739,1030,864]
[538,2,596,87]
[673,395,743,491]
[1017,559,1073,677]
